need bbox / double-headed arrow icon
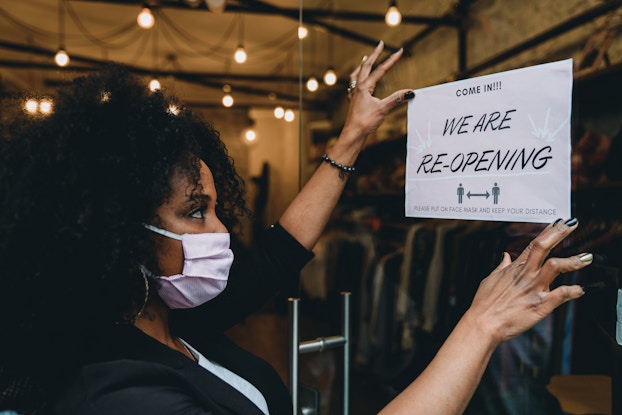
[467,190,490,199]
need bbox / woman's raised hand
[341,41,414,140]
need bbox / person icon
[457,183,464,204]
[492,182,500,204]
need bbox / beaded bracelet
[321,153,356,174]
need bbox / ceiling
[0,0,465,111]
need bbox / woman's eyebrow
[186,193,212,204]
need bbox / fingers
[348,41,403,97]
[540,251,593,287]
[494,251,513,272]
[542,283,585,314]
[517,218,579,273]
[348,55,366,85]
[356,41,385,83]
[365,47,403,88]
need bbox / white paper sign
[405,59,573,223]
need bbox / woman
[0,42,591,415]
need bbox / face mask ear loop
[128,266,150,324]
[143,223,183,240]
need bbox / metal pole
[342,291,351,415]
[288,297,300,415]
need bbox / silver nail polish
[579,253,593,263]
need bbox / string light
[298,25,308,39]
[234,46,247,63]
[306,76,319,92]
[284,109,295,122]
[385,0,402,27]
[39,99,53,114]
[137,7,155,29]
[323,9,337,86]
[274,106,284,119]
[222,94,234,107]
[149,78,161,92]
[244,129,257,143]
[24,99,38,114]
[234,15,247,64]
[54,49,70,67]
[55,0,70,67]
[23,98,54,115]
[323,68,337,86]
[222,84,233,107]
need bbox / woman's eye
[189,207,206,219]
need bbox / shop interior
[1,1,621,414]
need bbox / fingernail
[362,55,368,62]
[552,218,562,227]
[581,281,605,294]
[403,91,415,100]
[578,252,593,263]
[564,218,578,226]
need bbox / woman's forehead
[170,159,216,199]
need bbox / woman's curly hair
[0,66,249,396]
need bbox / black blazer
[54,325,291,415]
[54,224,314,415]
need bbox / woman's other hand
[467,218,591,345]
[378,218,592,415]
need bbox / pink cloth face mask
[143,224,234,309]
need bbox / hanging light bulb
[298,25,308,39]
[137,7,155,29]
[149,78,161,92]
[24,99,38,114]
[55,0,70,67]
[222,85,234,107]
[385,0,402,27]
[54,48,70,67]
[221,85,233,106]
[306,76,319,92]
[234,45,247,63]
[284,109,295,122]
[323,32,337,86]
[244,129,257,143]
[222,94,234,107]
[274,106,284,119]
[323,68,337,86]
[39,99,53,115]
[234,14,247,63]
